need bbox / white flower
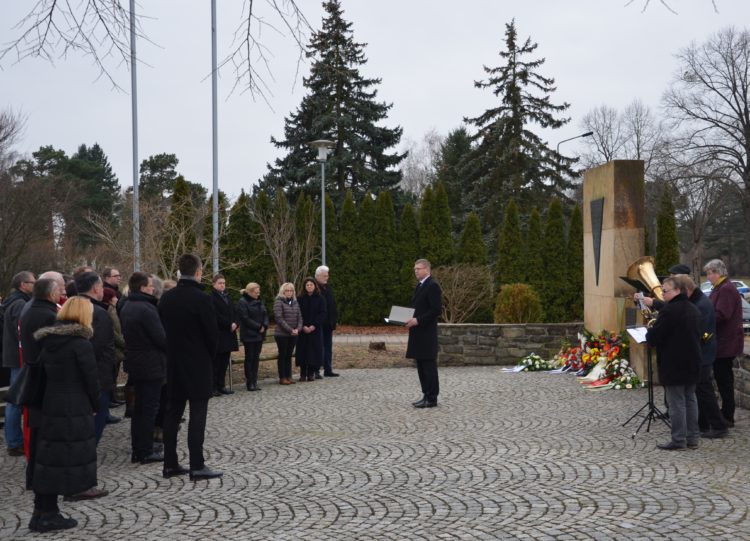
[614,385,621,390]
[626,384,632,389]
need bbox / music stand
[622,337,670,438]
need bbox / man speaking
[405,259,442,409]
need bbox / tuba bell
[627,256,663,323]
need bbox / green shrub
[493,283,544,323]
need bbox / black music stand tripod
[622,338,670,438]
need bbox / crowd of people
[644,259,745,451]
[0,255,343,533]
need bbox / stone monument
[583,160,647,377]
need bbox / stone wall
[438,323,582,366]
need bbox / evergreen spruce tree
[432,182,453,265]
[260,0,404,203]
[397,202,420,305]
[435,126,473,230]
[458,212,488,265]
[566,203,584,321]
[496,199,524,285]
[354,193,378,323]
[655,184,680,276]
[335,191,358,324]
[462,19,575,232]
[526,207,545,302]
[542,198,568,322]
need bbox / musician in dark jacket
[158,254,221,480]
[29,297,99,533]
[646,276,702,450]
[75,271,116,445]
[406,259,442,409]
[120,272,167,464]
[296,278,326,382]
[237,282,269,391]
[210,274,239,395]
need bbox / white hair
[315,265,330,277]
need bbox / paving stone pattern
[2,367,749,540]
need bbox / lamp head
[309,139,335,162]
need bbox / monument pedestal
[583,160,647,378]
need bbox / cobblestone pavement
[2,367,749,540]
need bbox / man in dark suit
[405,259,442,408]
[210,274,238,395]
[158,254,222,480]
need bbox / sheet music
[384,305,414,325]
[626,326,648,344]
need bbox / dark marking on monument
[591,198,604,286]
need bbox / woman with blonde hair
[28,296,100,532]
[237,282,269,391]
[273,282,302,385]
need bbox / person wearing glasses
[646,275,702,450]
[102,268,123,300]
[273,283,302,385]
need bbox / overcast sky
[2,1,748,200]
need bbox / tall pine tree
[397,202,420,305]
[526,207,545,300]
[261,0,404,203]
[462,19,575,231]
[435,126,473,230]
[335,191,358,323]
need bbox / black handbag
[4,362,44,407]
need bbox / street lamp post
[309,140,335,266]
[556,131,594,156]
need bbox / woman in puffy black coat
[29,296,100,533]
[237,282,269,391]
[295,278,326,382]
[120,272,167,464]
[273,282,302,385]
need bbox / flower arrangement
[518,352,556,371]
[611,368,644,389]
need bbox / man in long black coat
[646,275,702,450]
[158,254,221,480]
[405,259,442,408]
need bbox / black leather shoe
[412,398,427,407]
[139,452,164,464]
[212,389,221,397]
[109,399,125,408]
[315,372,323,379]
[656,441,686,450]
[247,383,261,391]
[7,446,24,456]
[219,387,234,395]
[324,372,340,377]
[687,441,699,449]
[702,429,729,439]
[163,465,190,478]
[29,512,77,533]
[415,400,437,409]
[106,414,121,424]
[189,466,223,480]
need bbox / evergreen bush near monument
[397,203,420,305]
[655,184,679,276]
[496,199,524,285]
[542,198,568,322]
[493,283,544,324]
[374,191,399,319]
[458,212,488,265]
[566,203,584,321]
[336,191,358,324]
[432,182,454,265]
[525,208,545,299]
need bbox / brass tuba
[627,256,664,323]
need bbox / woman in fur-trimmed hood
[28,297,100,533]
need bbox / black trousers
[33,493,58,513]
[275,336,296,379]
[163,397,208,471]
[213,351,231,390]
[416,358,439,402]
[714,356,736,423]
[131,379,163,458]
[696,364,728,431]
[243,341,263,387]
